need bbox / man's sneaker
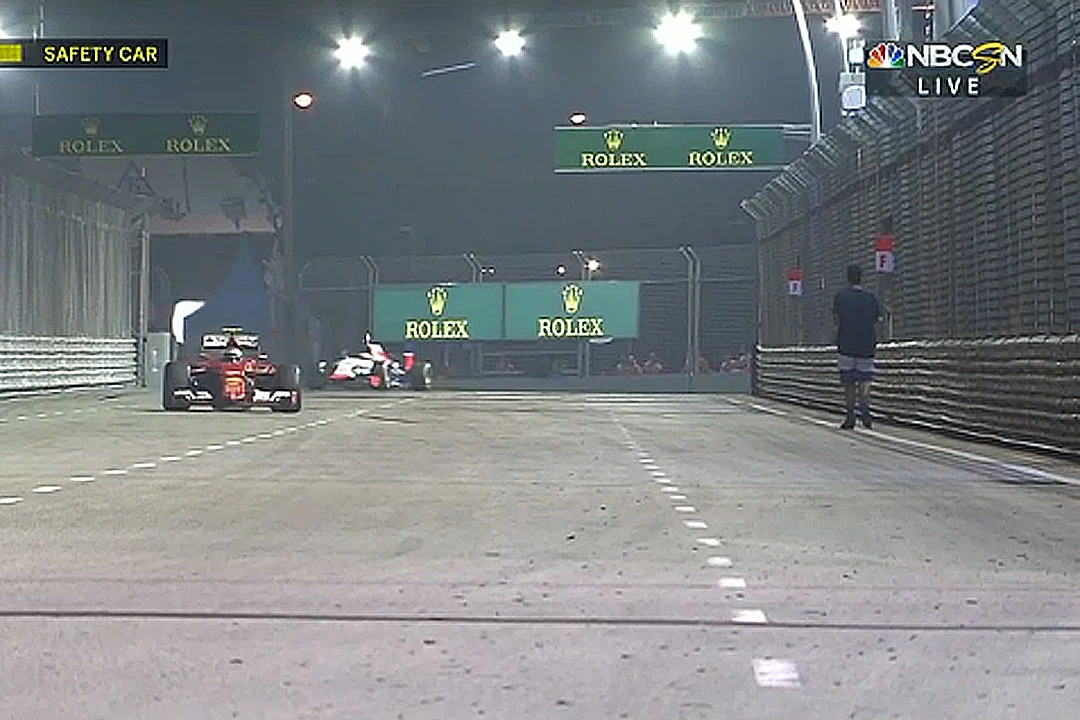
[840,418,856,430]
[860,415,873,429]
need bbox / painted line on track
[753,659,801,688]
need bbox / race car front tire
[162,361,191,411]
[272,364,303,412]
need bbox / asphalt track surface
[1,388,1078,719]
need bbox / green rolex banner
[503,281,640,340]
[373,284,504,341]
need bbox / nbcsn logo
[867,40,1025,97]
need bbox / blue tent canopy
[183,247,271,350]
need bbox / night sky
[0,0,857,259]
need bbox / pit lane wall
[754,338,1080,454]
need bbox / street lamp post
[789,0,822,145]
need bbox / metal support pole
[679,246,695,390]
[282,92,295,362]
[791,0,822,145]
[32,2,43,115]
[882,0,900,40]
[571,250,588,377]
[688,245,701,387]
[361,255,378,334]
[463,253,483,375]
[137,218,150,387]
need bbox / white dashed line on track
[103,469,128,476]
[748,403,787,416]
[16,415,27,420]
[659,487,679,494]
[36,413,47,418]
[707,556,734,568]
[733,609,768,624]
[132,462,157,469]
[272,430,285,436]
[53,411,63,416]
[206,444,224,451]
[0,497,23,505]
[242,437,256,443]
[719,577,747,589]
[285,428,298,433]
[654,477,672,484]
[674,506,697,513]
[258,433,273,439]
[669,494,687,500]
[69,476,95,483]
[161,456,182,462]
[185,449,204,456]
[752,659,801,688]
[697,538,722,547]
[685,520,709,529]
[225,440,241,446]
[32,485,62,494]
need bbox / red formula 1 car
[163,328,302,412]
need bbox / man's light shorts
[838,354,875,384]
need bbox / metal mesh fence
[298,244,756,374]
[0,154,134,338]
[744,0,1080,345]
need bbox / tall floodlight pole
[790,0,822,145]
[882,0,901,40]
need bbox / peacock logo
[867,42,904,69]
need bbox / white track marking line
[285,428,298,433]
[242,437,256,443]
[733,609,768,624]
[32,485,62,494]
[752,659,801,688]
[103,469,128,476]
[185,449,203,456]
[660,486,679,493]
[802,416,836,427]
[719,577,747,589]
[257,433,273,439]
[0,497,23,505]
[697,538,722,547]
[272,430,285,436]
[749,403,787,416]
[205,444,224,451]
[16,415,26,420]
[707,556,734,568]
[654,477,672,484]
[53,411,63,416]
[69,476,95,483]
[132,462,157,469]
[674,506,696,513]
[36,413,47,418]
[861,429,1080,487]
[316,420,328,426]
[160,456,182,462]
[669,494,687,500]
[225,440,241,446]
[685,520,709,529]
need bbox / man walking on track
[833,264,883,430]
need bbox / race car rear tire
[408,362,432,391]
[162,361,191,411]
[272,364,303,413]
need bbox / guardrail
[0,336,137,393]
[754,338,1080,454]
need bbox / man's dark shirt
[833,286,881,358]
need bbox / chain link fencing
[298,244,755,383]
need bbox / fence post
[679,246,695,391]
[463,253,483,376]
[361,255,378,335]
[136,217,150,387]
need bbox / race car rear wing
[202,332,260,351]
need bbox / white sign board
[876,250,895,274]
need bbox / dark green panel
[31,113,259,157]
[554,124,785,173]
[504,281,640,340]
[373,284,504,341]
